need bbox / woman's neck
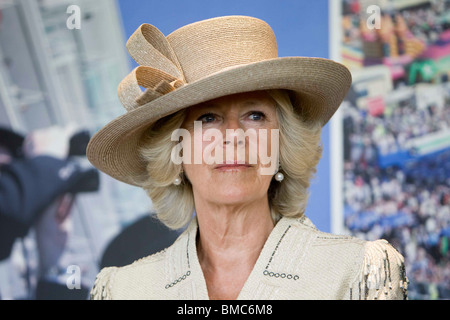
[194,198,274,299]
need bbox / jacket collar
[163,215,317,299]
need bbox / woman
[88,16,408,300]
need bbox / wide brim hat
[87,16,352,186]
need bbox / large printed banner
[335,0,450,299]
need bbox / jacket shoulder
[293,216,366,246]
[90,249,167,300]
[350,239,409,300]
[291,217,409,299]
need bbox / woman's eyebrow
[192,99,272,114]
[240,100,274,108]
[241,100,259,107]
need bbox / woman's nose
[223,115,242,130]
[222,117,244,147]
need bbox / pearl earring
[274,163,284,182]
[173,168,184,186]
[275,171,284,182]
[173,176,182,185]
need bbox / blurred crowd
[344,86,450,159]
[341,0,450,300]
[343,95,450,299]
[343,0,449,49]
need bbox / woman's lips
[214,162,253,171]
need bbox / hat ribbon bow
[117,24,186,111]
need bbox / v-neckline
[185,216,294,300]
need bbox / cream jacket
[90,216,408,300]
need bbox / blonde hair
[139,90,323,229]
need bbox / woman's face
[180,91,279,207]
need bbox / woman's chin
[207,183,263,205]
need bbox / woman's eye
[248,111,265,121]
[197,113,216,123]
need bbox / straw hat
[87,16,352,186]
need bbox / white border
[329,0,346,235]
